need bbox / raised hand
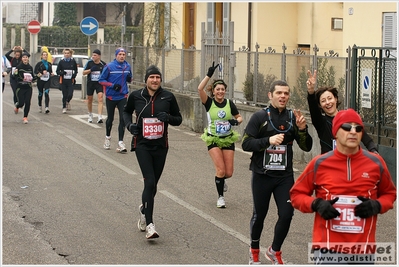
[207,61,220,78]
[293,109,306,131]
[306,69,317,94]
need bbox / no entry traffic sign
[27,20,41,34]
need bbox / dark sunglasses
[340,123,363,133]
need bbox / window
[331,18,343,30]
[207,3,230,44]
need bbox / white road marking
[184,132,197,136]
[69,114,106,128]
[160,190,267,253]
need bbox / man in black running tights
[242,80,313,264]
[123,65,182,240]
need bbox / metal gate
[349,45,397,180]
[200,22,235,99]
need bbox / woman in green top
[198,62,243,208]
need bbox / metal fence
[123,44,348,113]
[349,46,397,148]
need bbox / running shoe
[39,106,42,113]
[249,248,261,265]
[23,117,28,124]
[62,108,67,114]
[45,107,50,114]
[88,113,93,123]
[145,223,159,239]
[104,137,111,150]
[116,142,127,153]
[224,182,228,192]
[217,196,226,208]
[265,246,284,265]
[97,115,103,124]
[138,204,146,232]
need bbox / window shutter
[207,3,214,33]
[382,12,397,48]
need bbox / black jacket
[56,58,78,80]
[123,86,182,149]
[14,62,36,85]
[34,60,53,87]
[242,105,313,177]
[307,93,378,154]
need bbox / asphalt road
[2,83,397,265]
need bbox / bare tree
[111,3,143,27]
[143,3,178,48]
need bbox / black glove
[113,84,122,91]
[90,65,99,72]
[228,119,239,126]
[312,197,340,220]
[157,112,169,122]
[126,76,132,83]
[128,123,139,135]
[207,61,220,78]
[354,196,381,218]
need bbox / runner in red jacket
[290,108,396,264]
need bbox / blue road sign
[80,16,99,36]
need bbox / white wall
[4,3,22,24]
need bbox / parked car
[50,55,89,89]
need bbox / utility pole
[121,5,126,48]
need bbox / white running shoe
[45,107,50,114]
[97,115,103,124]
[138,204,146,232]
[217,196,226,208]
[145,223,159,239]
[104,137,111,150]
[62,108,67,114]
[116,141,127,153]
[88,113,93,123]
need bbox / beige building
[147,2,397,56]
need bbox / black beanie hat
[145,65,162,82]
[21,52,30,58]
[93,49,101,55]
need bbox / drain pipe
[247,3,252,51]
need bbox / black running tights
[135,146,168,225]
[249,172,294,251]
[105,98,126,141]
